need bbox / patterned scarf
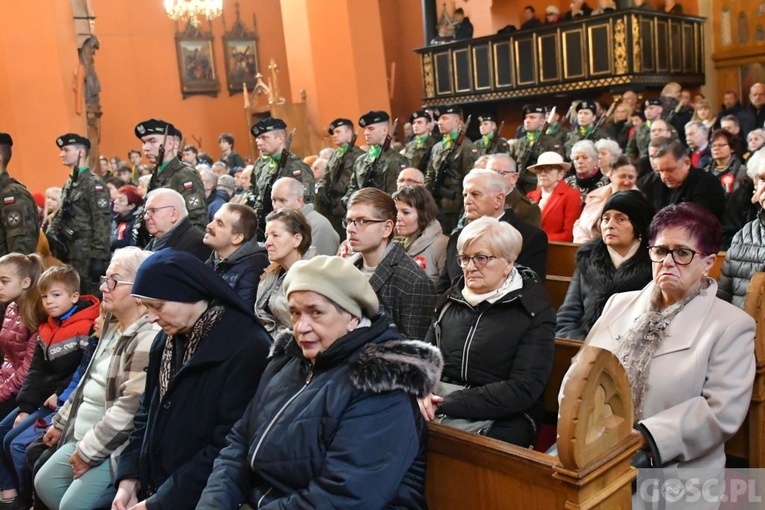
[442,132,459,149]
[415,135,429,149]
[158,304,224,401]
[578,125,593,137]
[526,131,539,143]
[263,155,278,169]
[614,279,708,418]
[368,145,382,159]
[481,133,494,147]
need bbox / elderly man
[143,188,211,260]
[486,153,540,227]
[639,139,726,220]
[396,167,426,190]
[739,82,765,137]
[204,203,268,308]
[686,121,712,170]
[272,177,339,256]
[436,169,548,294]
[200,168,228,220]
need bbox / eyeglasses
[342,218,388,229]
[144,205,174,217]
[396,179,424,186]
[100,275,133,291]
[457,254,497,268]
[647,246,703,266]
[710,143,729,149]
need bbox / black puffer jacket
[426,266,555,425]
[718,210,765,308]
[197,316,442,509]
[556,239,652,340]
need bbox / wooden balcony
[416,9,706,106]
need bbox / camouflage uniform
[563,125,607,160]
[151,157,208,230]
[316,144,364,238]
[472,134,510,158]
[342,147,408,204]
[626,123,651,160]
[424,134,477,233]
[509,132,563,194]
[48,168,111,294]
[505,187,541,228]
[403,135,436,171]
[250,152,314,232]
[546,124,570,149]
[0,172,39,256]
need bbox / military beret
[0,133,12,147]
[134,119,182,140]
[358,111,390,127]
[644,98,663,107]
[409,110,431,124]
[251,117,287,137]
[328,118,353,135]
[522,104,546,116]
[438,105,462,117]
[478,113,496,123]
[631,109,646,121]
[576,100,598,113]
[56,133,90,149]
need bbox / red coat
[0,302,37,403]
[527,180,582,242]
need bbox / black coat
[115,305,271,510]
[639,166,726,220]
[436,208,548,295]
[206,239,269,309]
[556,239,653,340]
[427,267,555,427]
[198,316,441,509]
[146,217,212,262]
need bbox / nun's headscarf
[132,248,252,316]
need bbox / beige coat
[402,220,448,284]
[576,280,755,472]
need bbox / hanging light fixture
[164,0,223,28]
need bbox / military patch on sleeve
[188,195,201,208]
[471,148,478,154]
[3,196,14,205]
[6,211,20,227]
[292,169,302,177]
[97,197,109,209]
[95,185,104,192]
[183,181,194,189]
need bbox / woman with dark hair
[255,208,315,342]
[557,191,654,340]
[566,203,754,487]
[392,186,448,283]
[704,129,746,196]
[111,185,143,251]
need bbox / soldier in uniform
[545,106,570,148]
[0,133,40,255]
[486,153,541,228]
[627,98,664,160]
[402,110,436,171]
[563,100,607,159]
[472,113,510,158]
[316,118,364,239]
[249,118,315,235]
[510,104,563,194]
[342,111,408,204]
[424,105,476,233]
[47,134,111,295]
[134,119,208,237]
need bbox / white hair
[595,139,622,159]
[110,247,154,280]
[570,139,598,160]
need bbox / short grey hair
[486,153,517,173]
[594,139,622,159]
[273,177,304,199]
[685,120,709,135]
[200,169,218,187]
[319,148,334,159]
[570,139,598,160]
[747,150,765,180]
[110,247,154,280]
[145,188,188,217]
[463,168,506,196]
[457,216,523,263]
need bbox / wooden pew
[426,347,640,509]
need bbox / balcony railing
[416,9,705,106]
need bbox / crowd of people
[0,77,760,507]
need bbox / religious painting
[222,4,260,95]
[174,24,220,98]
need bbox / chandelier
[164,0,223,27]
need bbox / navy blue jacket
[197,316,442,509]
[205,239,269,309]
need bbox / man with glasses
[396,168,426,190]
[487,154,540,227]
[143,188,210,261]
[345,188,435,340]
[639,140,725,220]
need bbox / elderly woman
[111,185,143,252]
[198,256,441,508]
[255,209,315,342]
[573,155,639,243]
[393,186,448,283]
[420,217,555,446]
[565,140,610,201]
[558,191,654,340]
[704,129,745,196]
[527,152,582,242]
[111,249,271,510]
[571,203,754,479]
[595,139,622,179]
[31,248,158,510]
[744,128,765,163]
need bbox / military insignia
[2,196,14,205]
[137,125,146,135]
[6,211,19,227]
[471,148,478,154]
[183,181,194,189]
[95,185,104,192]
[56,137,63,146]
[97,197,109,209]
[188,195,202,208]
[292,169,302,177]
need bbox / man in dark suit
[436,169,548,295]
[143,188,211,261]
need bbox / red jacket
[0,302,37,403]
[527,180,582,242]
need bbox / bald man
[740,82,765,137]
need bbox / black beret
[631,109,646,121]
[522,104,546,116]
[644,98,663,107]
[328,118,353,135]
[576,100,598,113]
[56,133,90,150]
[251,118,288,137]
[134,119,182,140]
[409,110,431,123]
[358,111,390,127]
[478,114,496,123]
[0,133,12,146]
[438,105,462,117]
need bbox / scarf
[415,135,429,149]
[368,145,382,159]
[461,267,522,306]
[442,131,459,149]
[578,125,593,137]
[481,133,494,147]
[614,279,709,418]
[606,240,641,269]
[158,304,223,400]
[526,131,539,143]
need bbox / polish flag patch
[2,196,14,205]
[183,181,194,189]
[95,185,104,192]
[293,169,302,177]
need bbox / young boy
[0,265,100,508]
